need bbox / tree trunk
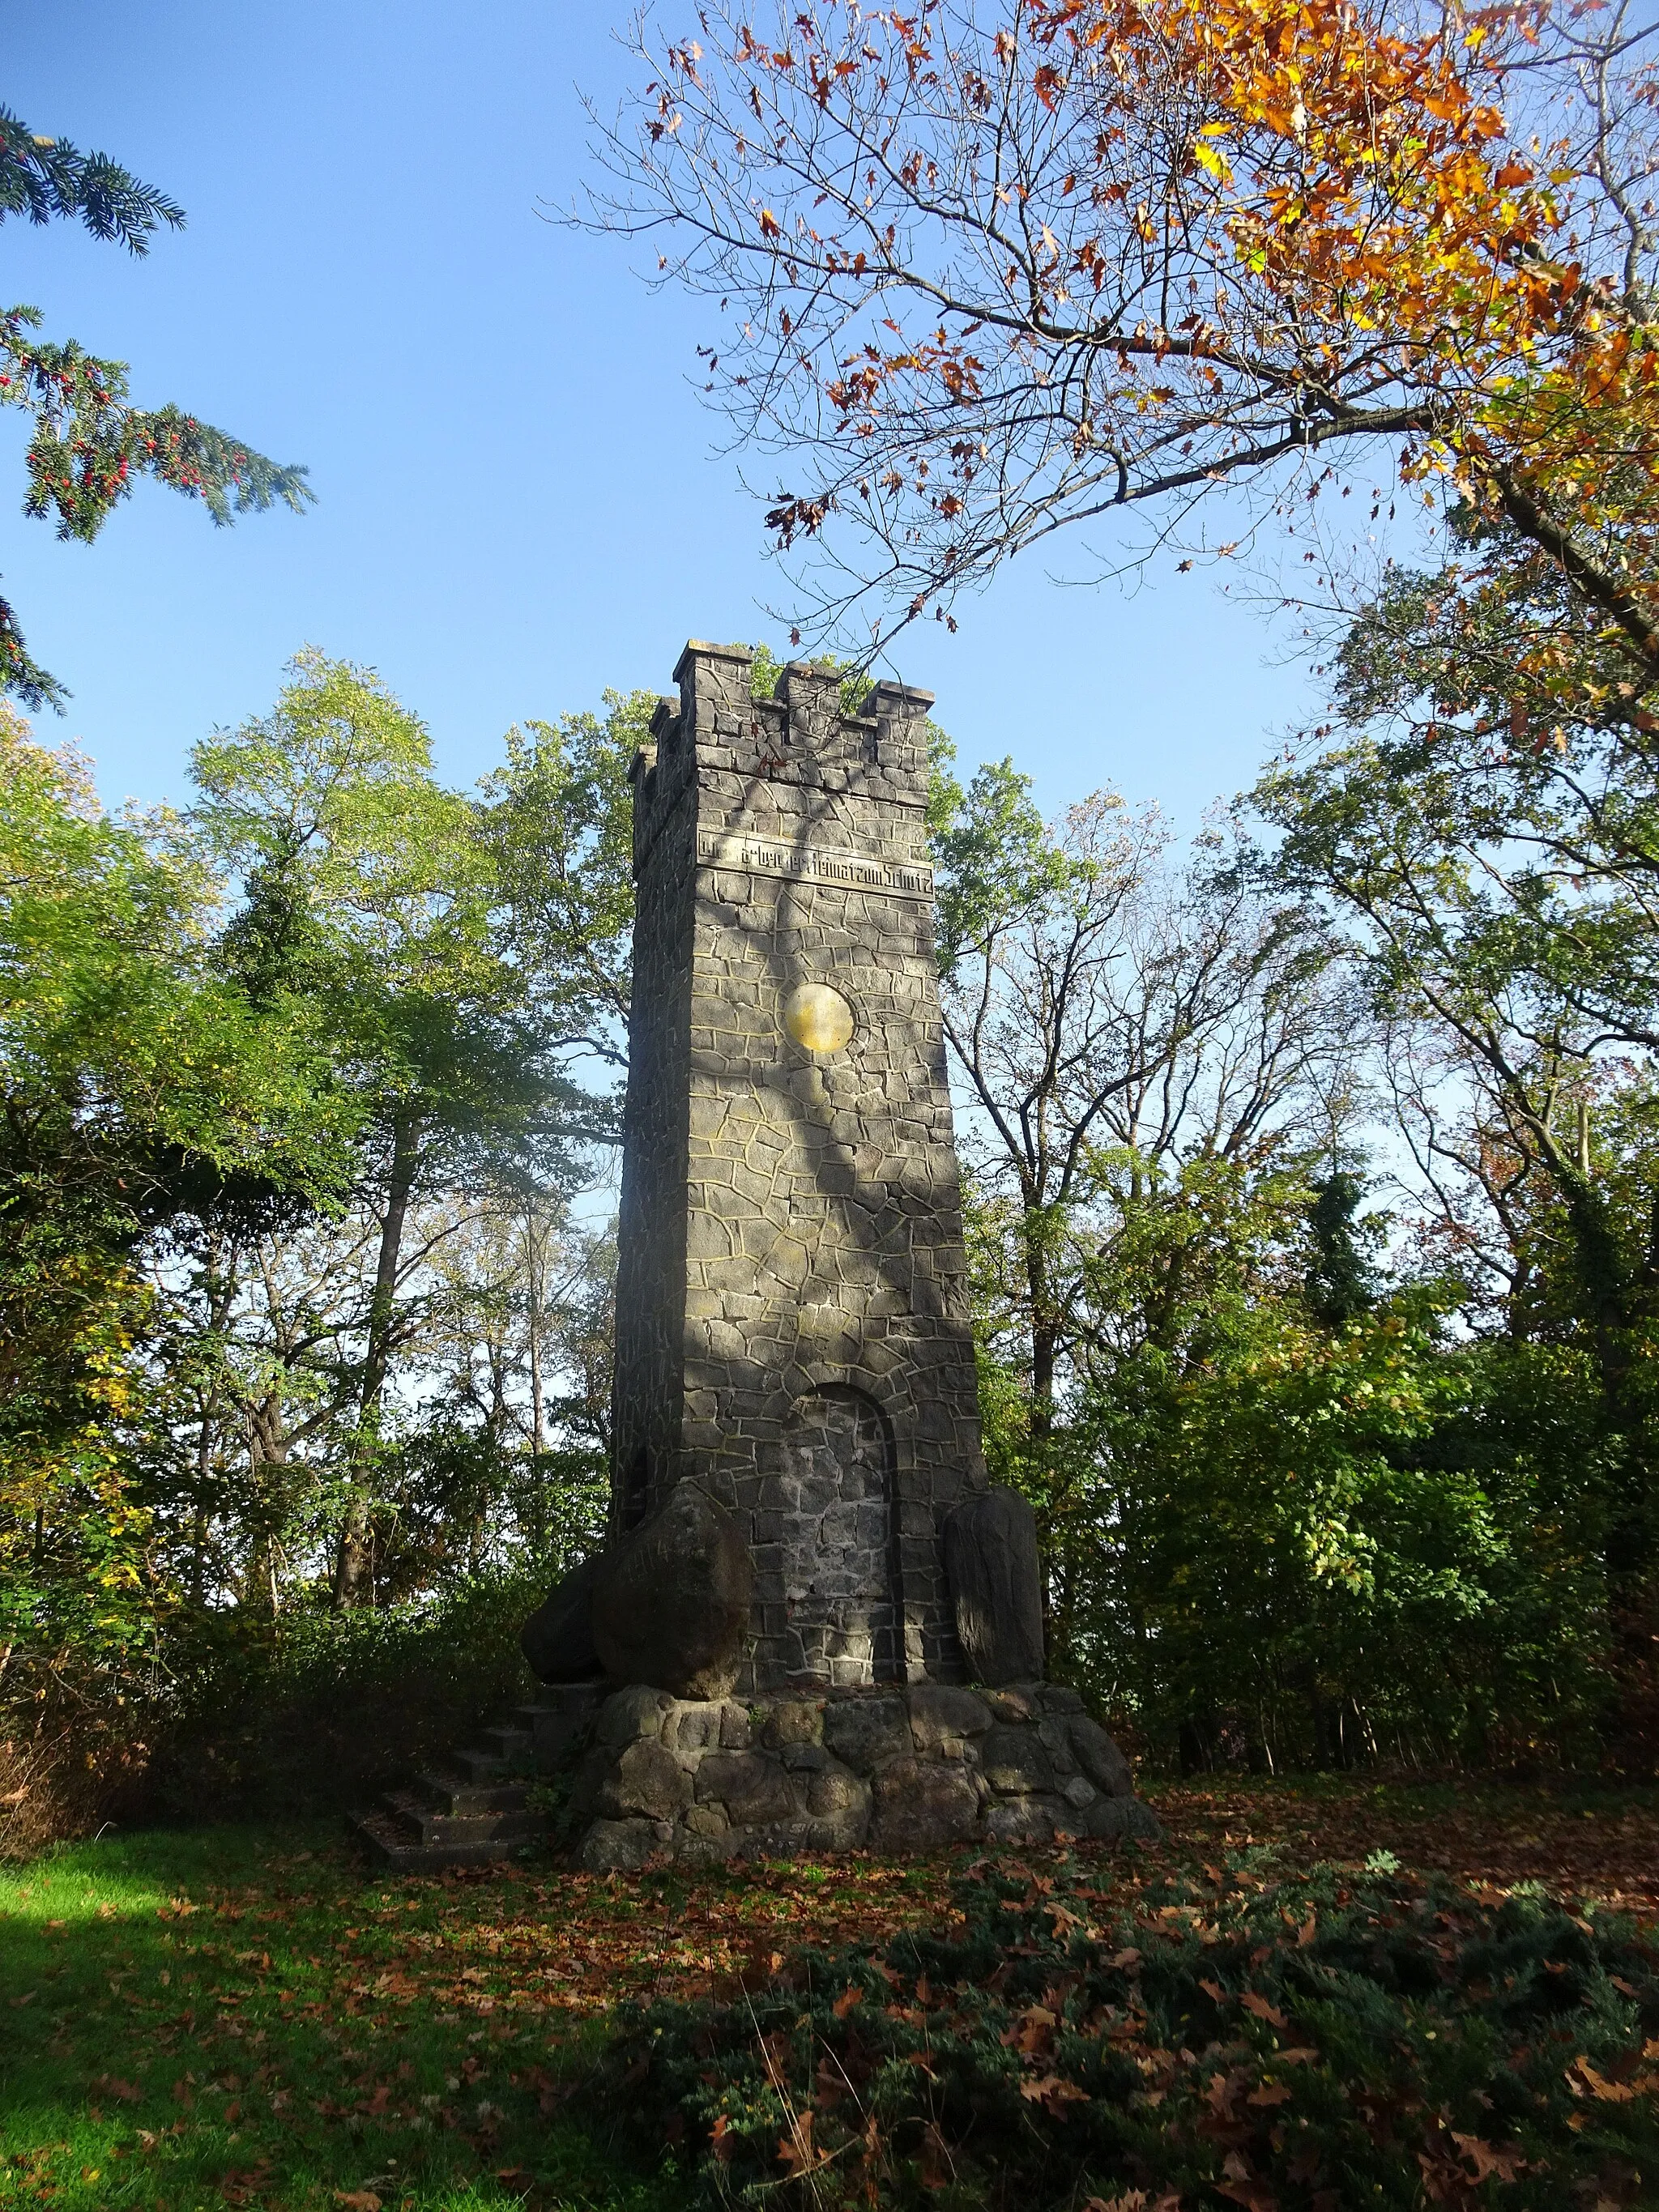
[527,1208,547,1458]
[1178,1716,1210,1776]
[247,1392,291,1614]
[189,1396,217,1607]
[1022,1225,1068,1652]
[188,1239,237,1607]
[1025,1223,1056,1443]
[526,1211,548,1554]
[334,1110,421,1606]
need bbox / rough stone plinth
[569,1681,1159,1871]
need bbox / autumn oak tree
[586,0,1657,671]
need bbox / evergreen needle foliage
[0,105,309,709]
[608,1854,1659,2210]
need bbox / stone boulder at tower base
[591,1483,754,1698]
[945,1485,1047,1687]
[520,1552,603,1682]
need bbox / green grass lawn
[0,1825,672,2212]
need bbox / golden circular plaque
[783,982,856,1054]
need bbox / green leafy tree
[1304,1170,1383,1329]
[0,105,310,710]
[130,664,650,1623]
[478,690,653,1085]
[1088,1273,1612,1770]
[1255,514,1659,1594]
[935,760,1358,1660]
[0,706,348,1750]
[191,653,582,1604]
[934,767,1164,1473]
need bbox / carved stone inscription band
[696,828,935,901]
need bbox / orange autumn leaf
[1020,2072,1091,2114]
[1571,2056,1639,2103]
[1240,1990,1290,2028]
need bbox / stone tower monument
[609,641,988,1692]
[510,639,1154,1869]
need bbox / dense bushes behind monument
[2,1568,548,1851]
[1001,1311,1622,1776]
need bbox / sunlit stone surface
[783,980,856,1054]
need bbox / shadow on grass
[0,1823,672,2212]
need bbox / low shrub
[0,1656,174,1859]
[0,1564,552,1845]
[0,1732,77,1860]
[142,1565,548,1822]
[603,1852,1659,2210]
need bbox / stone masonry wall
[571,1681,1160,1872]
[770,1387,902,1686]
[610,642,989,1691]
[609,727,697,1525]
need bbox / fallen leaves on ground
[1148,1778,1659,1923]
[2,1777,1656,2210]
[598,1839,1659,2209]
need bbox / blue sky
[4,1,1318,827]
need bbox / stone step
[450,1744,512,1784]
[351,1681,612,1870]
[479,1723,535,1762]
[352,1807,537,1874]
[508,1687,607,1767]
[511,1680,607,1719]
[380,1785,544,1851]
[412,1767,527,1818]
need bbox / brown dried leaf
[1247,2080,1294,2107]
[918,2120,953,2191]
[1450,2132,1525,2182]
[777,2108,823,2178]
[1217,2163,1278,2210]
[1572,2057,1638,2103]
[1020,2073,1090,2116]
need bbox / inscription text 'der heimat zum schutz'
[697,830,935,901]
